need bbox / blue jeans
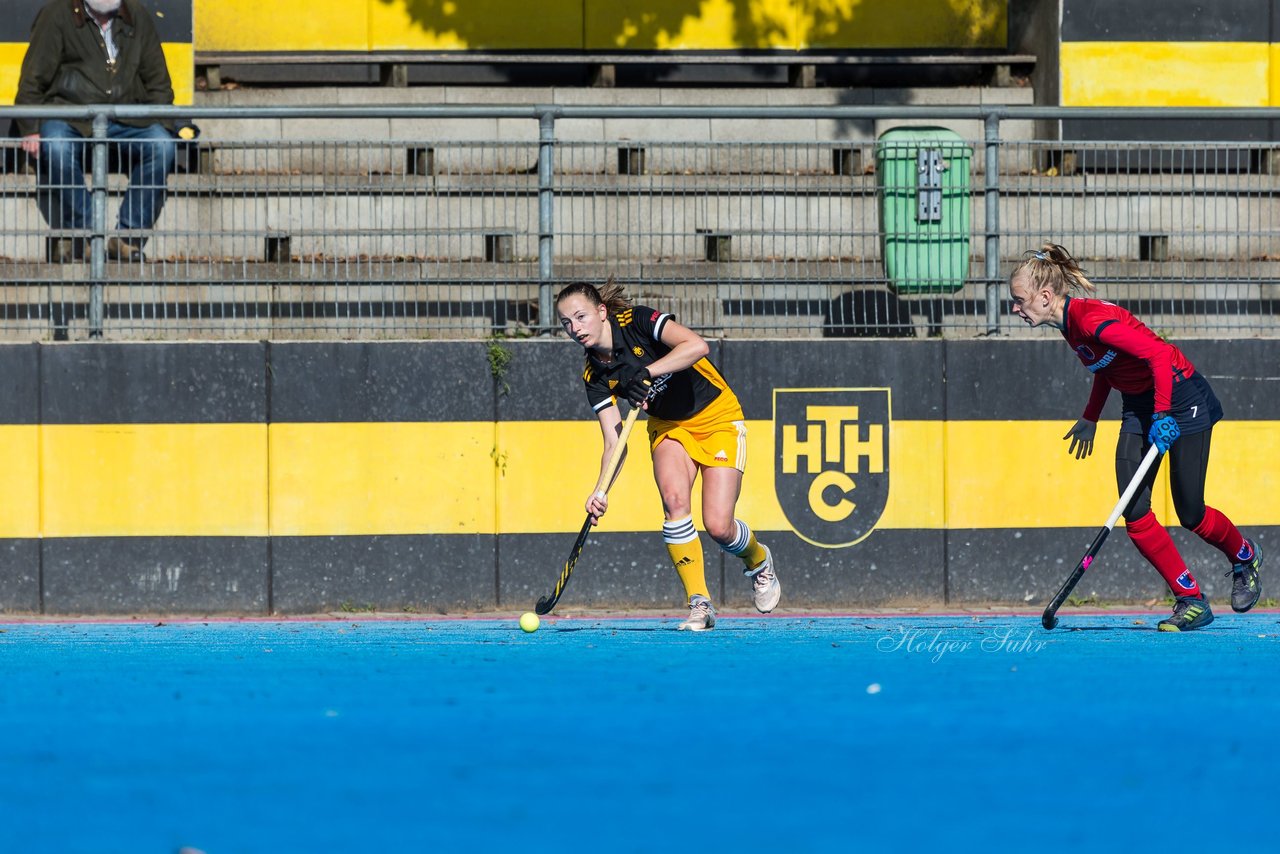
[38,119,178,243]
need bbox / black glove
[617,365,652,407]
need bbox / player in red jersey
[1009,243,1262,631]
[556,279,780,630]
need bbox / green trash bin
[875,127,972,294]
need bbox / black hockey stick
[1042,442,1162,630]
[535,404,643,616]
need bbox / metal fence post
[537,108,557,333]
[89,110,108,337]
[7,103,1280,341]
[983,110,1002,336]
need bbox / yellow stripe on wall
[802,0,1007,51]
[1200,420,1280,527]
[587,0,1006,51]
[737,418,946,532]
[270,422,497,536]
[162,42,195,106]
[590,0,774,51]
[17,419,1280,538]
[1270,43,1280,105]
[496,420,945,534]
[42,424,267,537]
[520,419,1280,533]
[368,0,582,51]
[191,0,1005,54]
[0,425,40,538]
[946,420,1278,529]
[2,42,192,106]
[1,43,28,105]
[196,0,369,51]
[1062,41,1270,107]
[944,420,1162,529]
[497,421,659,533]
[197,0,580,52]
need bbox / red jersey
[1061,296,1194,420]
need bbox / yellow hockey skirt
[646,391,748,472]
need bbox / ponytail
[554,276,633,315]
[1011,243,1097,297]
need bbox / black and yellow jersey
[581,305,738,424]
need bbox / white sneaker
[677,595,716,631]
[746,546,781,613]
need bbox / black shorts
[1120,371,1223,437]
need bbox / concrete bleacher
[196,50,1037,91]
[5,82,1280,340]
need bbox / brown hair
[1010,243,1097,297]
[554,276,633,315]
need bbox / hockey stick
[1042,442,1162,630]
[534,403,644,616]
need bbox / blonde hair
[555,276,633,315]
[1010,243,1097,297]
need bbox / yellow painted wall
[587,0,799,51]
[198,0,369,51]
[0,0,1012,105]
[498,419,945,534]
[368,0,582,51]
[1271,43,1280,106]
[162,42,195,106]
[1062,41,1271,107]
[6,419,1275,539]
[0,43,24,106]
[2,42,194,106]
[802,0,1007,51]
[193,0,1005,53]
[41,424,268,538]
[270,422,497,536]
[0,425,40,539]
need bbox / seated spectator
[15,0,195,262]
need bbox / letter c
[808,470,855,522]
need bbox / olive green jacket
[14,0,175,137]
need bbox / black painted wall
[0,338,1272,615]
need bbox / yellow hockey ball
[519,612,540,633]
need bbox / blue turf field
[2,614,1278,853]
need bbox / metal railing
[2,104,1280,340]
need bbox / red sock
[1191,506,1248,563]
[1127,511,1201,597]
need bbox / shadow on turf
[516,625,758,633]
[485,625,667,633]
[549,626,662,633]
[1058,625,1161,632]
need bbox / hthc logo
[773,388,891,547]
